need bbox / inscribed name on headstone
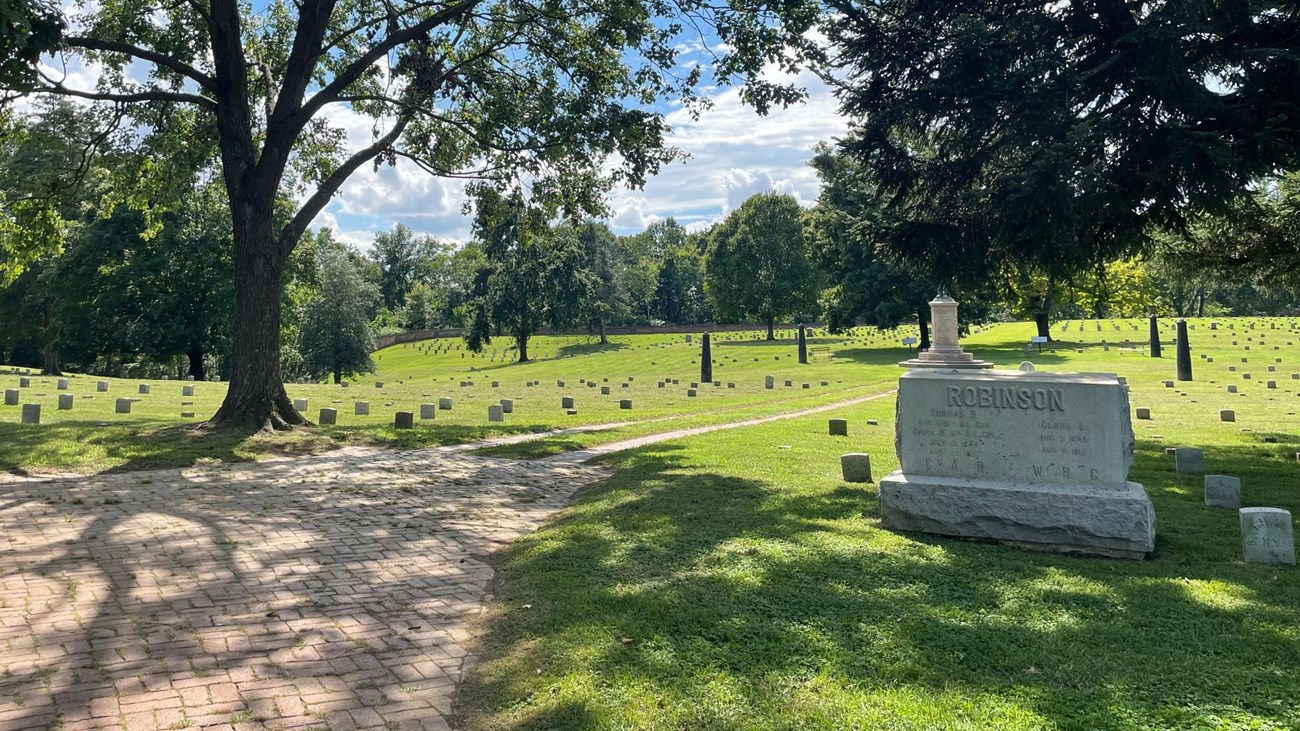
[896,371,1131,486]
[1240,508,1296,565]
[1204,475,1241,509]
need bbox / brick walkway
[0,448,609,731]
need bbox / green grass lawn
[456,316,1300,730]
[0,328,919,475]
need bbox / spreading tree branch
[277,116,410,254]
[64,36,216,90]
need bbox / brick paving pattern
[0,447,608,731]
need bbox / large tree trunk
[42,343,61,376]
[41,299,61,376]
[333,370,341,385]
[516,332,530,362]
[598,318,608,345]
[1035,313,1051,339]
[187,347,206,381]
[207,217,307,431]
[765,315,775,341]
[918,310,931,350]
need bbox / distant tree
[401,282,444,330]
[705,192,819,340]
[1070,259,1164,320]
[299,253,378,385]
[370,225,429,311]
[575,222,623,343]
[465,190,586,362]
[632,218,710,325]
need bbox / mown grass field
[454,316,1300,731]
[0,327,914,475]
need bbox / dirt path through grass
[539,388,897,463]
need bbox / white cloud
[604,66,848,233]
[309,58,850,243]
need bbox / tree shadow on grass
[0,420,552,477]
[555,341,630,359]
[458,441,1300,731]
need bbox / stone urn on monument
[898,292,992,369]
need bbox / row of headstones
[316,397,516,425]
[1170,447,1294,565]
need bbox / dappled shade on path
[0,447,608,730]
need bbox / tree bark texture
[918,310,931,350]
[207,211,307,431]
[765,316,775,341]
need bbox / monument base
[878,472,1155,559]
[898,345,993,369]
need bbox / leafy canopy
[818,0,1300,286]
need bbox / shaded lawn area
[456,397,1300,731]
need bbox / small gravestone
[181,411,195,418]
[319,408,338,425]
[727,382,736,389]
[561,396,575,409]
[57,394,73,410]
[1174,447,1205,474]
[500,399,514,413]
[183,384,196,397]
[487,405,504,422]
[19,377,30,388]
[828,418,848,436]
[600,386,611,395]
[294,398,308,411]
[1227,385,1238,393]
[3,389,17,406]
[1220,409,1236,422]
[619,399,632,410]
[1204,475,1241,509]
[20,403,40,424]
[840,453,873,483]
[1162,380,1174,388]
[556,379,565,387]
[1267,381,1277,389]
[395,411,414,429]
[764,376,774,389]
[138,384,150,394]
[439,397,453,410]
[97,381,108,392]
[420,403,436,419]
[1240,508,1295,565]
[1135,407,1151,420]
[375,381,384,388]
[1018,361,1036,372]
[57,378,68,390]
[115,398,132,414]
[687,389,697,397]
[784,379,793,387]
[354,401,369,415]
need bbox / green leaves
[825,0,1300,288]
